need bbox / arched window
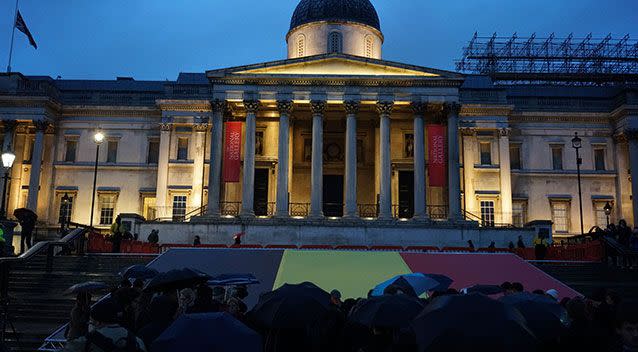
[296,35,305,57]
[365,35,374,58]
[328,32,343,53]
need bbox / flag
[15,11,37,49]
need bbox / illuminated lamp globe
[1,152,15,168]
[94,131,105,144]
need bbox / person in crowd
[511,282,524,293]
[500,282,516,295]
[545,289,559,301]
[146,230,159,244]
[611,302,638,352]
[533,233,549,260]
[517,235,526,248]
[233,233,243,246]
[113,287,141,331]
[508,241,515,250]
[488,241,496,250]
[178,288,195,315]
[63,298,146,352]
[211,286,227,310]
[137,295,178,349]
[193,236,201,246]
[110,215,123,253]
[14,209,36,254]
[330,289,342,308]
[618,219,632,247]
[467,240,475,250]
[227,285,248,319]
[188,285,221,313]
[563,297,596,352]
[65,292,91,340]
[122,231,133,241]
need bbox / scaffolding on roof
[456,33,638,85]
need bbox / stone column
[498,128,513,225]
[191,120,208,210]
[26,120,47,211]
[275,101,293,217]
[240,100,260,218]
[411,102,428,221]
[309,100,326,219]
[446,103,462,221]
[377,101,394,220]
[155,123,172,216]
[344,101,359,218]
[206,100,225,217]
[627,129,638,225]
[461,128,477,214]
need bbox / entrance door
[254,169,269,216]
[398,171,414,218]
[323,175,344,217]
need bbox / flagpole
[6,0,20,73]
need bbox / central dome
[290,0,381,32]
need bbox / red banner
[427,125,447,187]
[222,122,242,183]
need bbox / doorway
[323,175,344,217]
[254,169,269,216]
[398,171,414,218]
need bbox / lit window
[172,195,187,221]
[64,140,77,162]
[177,137,189,160]
[328,32,342,53]
[512,201,527,227]
[594,202,609,228]
[551,201,570,232]
[58,195,73,224]
[480,200,495,227]
[510,145,521,170]
[480,142,492,165]
[106,140,118,163]
[365,36,374,58]
[551,146,563,170]
[594,148,606,171]
[142,196,156,221]
[297,35,305,57]
[147,139,160,164]
[98,194,117,225]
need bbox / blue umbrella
[208,273,260,286]
[371,273,443,297]
[152,313,262,352]
[119,265,159,280]
[63,281,108,296]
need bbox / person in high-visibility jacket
[533,234,548,260]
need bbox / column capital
[211,99,227,113]
[160,123,172,132]
[444,102,462,116]
[498,128,512,137]
[376,101,394,116]
[45,124,56,135]
[193,123,209,132]
[310,100,326,115]
[33,119,49,132]
[344,101,360,115]
[460,127,477,136]
[277,100,294,115]
[410,102,427,115]
[244,100,260,114]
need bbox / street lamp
[572,132,584,237]
[604,201,613,227]
[89,131,105,229]
[0,152,15,220]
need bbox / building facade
[0,0,636,242]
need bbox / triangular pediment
[207,54,464,80]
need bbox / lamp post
[0,152,15,220]
[572,132,584,237]
[604,201,613,227]
[89,131,105,229]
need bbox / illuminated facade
[0,0,636,244]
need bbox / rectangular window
[594,148,606,171]
[58,195,74,224]
[480,200,495,227]
[147,139,160,164]
[551,146,563,170]
[98,194,117,225]
[510,145,521,170]
[106,140,118,163]
[512,201,528,228]
[142,196,157,221]
[172,195,187,221]
[177,137,189,160]
[594,202,609,228]
[404,133,414,158]
[255,131,264,156]
[479,142,492,165]
[64,140,77,162]
[551,201,570,233]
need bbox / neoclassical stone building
[0,0,636,245]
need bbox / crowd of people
[59,274,638,352]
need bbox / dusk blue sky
[1,0,636,80]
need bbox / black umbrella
[412,293,538,352]
[422,274,453,292]
[463,284,504,295]
[499,293,569,343]
[143,268,211,292]
[248,282,331,328]
[64,281,108,296]
[350,294,424,328]
[13,208,37,222]
[119,265,159,280]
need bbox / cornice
[610,104,638,120]
[155,99,212,112]
[509,111,610,123]
[210,77,464,88]
[0,95,62,112]
[61,105,161,118]
[460,104,514,117]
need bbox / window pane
[480,200,495,227]
[58,196,73,224]
[107,141,118,163]
[594,149,606,171]
[552,147,563,170]
[98,194,117,225]
[172,195,187,221]
[552,202,569,232]
[510,146,521,170]
[594,202,608,228]
[65,140,77,162]
[255,132,264,156]
[480,142,492,165]
[177,138,189,160]
[512,201,527,227]
[147,140,160,164]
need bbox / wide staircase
[536,262,638,300]
[5,254,154,352]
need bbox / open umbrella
[371,273,444,297]
[422,274,453,292]
[143,268,211,292]
[208,273,260,286]
[412,293,538,352]
[119,265,159,280]
[499,293,569,343]
[350,294,424,328]
[248,282,331,328]
[152,313,262,352]
[64,281,108,296]
[13,208,37,222]
[462,284,504,295]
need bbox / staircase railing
[601,235,638,269]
